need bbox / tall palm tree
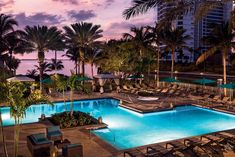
[63,22,103,76]
[48,59,64,72]
[123,26,152,59]
[0,14,23,74]
[0,14,18,51]
[196,22,235,90]
[123,0,231,24]
[64,47,80,75]
[86,48,102,78]
[22,26,63,92]
[148,24,162,85]
[159,27,191,77]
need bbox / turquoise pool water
[2,98,235,150]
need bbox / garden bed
[48,111,99,129]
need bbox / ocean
[16,59,97,76]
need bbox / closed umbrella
[161,77,180,83]
[219,83,235,101]
[193,78,215,85]
[127,75,144,79]
[76,76,92,82]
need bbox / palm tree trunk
[75,60,78,75]
[91,63,94,78]
[39,62,43,93]
[0,111,8,157]
[38,51,45,94]
[223,49,227,96]
[63,89,66,110]
[70,89,74,116]
[54,51,57,75]
[171,48,175,78]
[157,50,160,87]
[82,61,85,77]
[14,118,20,157]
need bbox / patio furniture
[166,140,198,157]
[184,137,221,155]
[146,144,175,157]
[46,126,63,141]
[27,133,53,157]
[62,143,83,157]
[123,149,145,157]
[55,139,71,149]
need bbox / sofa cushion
[48,130,62,137]
[31,133,50,144]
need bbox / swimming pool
[2,98,235,150]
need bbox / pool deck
[1,92,235,157]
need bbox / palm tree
[63,22,103,76]
[64,47,80,75]
[0,14,18,51]
[86,48,102,78]
[123,0,231,24]
[48,59,64,72]
[34,62,51,74]
[123,26,152,59]
[5,56,21,75]
[0,83,9,157]
[55,75,68,108]
[158,27,191,77]
[147,24,162,85]
[3,82,51,157]
[196,22,235,93]
[26,69,38,78]
[67,74,78,116]
[22,25,63,92]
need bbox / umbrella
[219,83,235,89]
[7,76,34,82]
[128,75,144,79]
[161,77,180,83]
[76,76,92,81]
[193,78,215,85]
[219,83,235,101]
[41,78,54,84]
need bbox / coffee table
[54,139,71,149]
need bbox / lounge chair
[62,143,83,157]
[124,149,158,157]
[27,133,53,157]
[146,144,175,157]
[46,126,63,141]
[184,136,221,156]
[215,132,235,149]
[166,141,199,157]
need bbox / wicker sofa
[62,143,83,157]
[27,133,53,157]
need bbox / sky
[0,0,156,42]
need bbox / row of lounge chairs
[27,126,83,157]
[121,83,190,97]
[123,131,235,157]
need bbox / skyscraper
[157,1,233,62]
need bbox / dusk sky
[0,0,156,59]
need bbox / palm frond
[196,47,218,65]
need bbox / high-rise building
[157,1,233,62]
